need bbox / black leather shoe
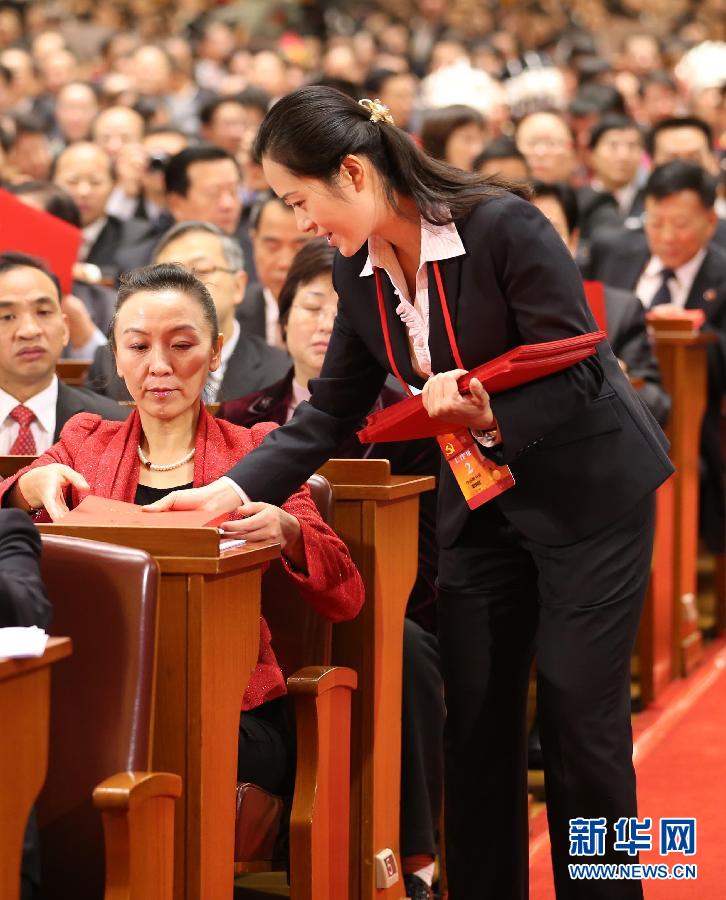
[404,873,434,900]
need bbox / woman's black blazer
[227,191,673,548]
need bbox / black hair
[568,84,626,118]
[588,115,643,151]
[0,63,13,86]
[111,263,219,351]
[638,70,677,97]
[164,144,239,196]
[420,105,486,164]
[364,68,413,97]
[252,85,529,226]
[647,116,713,157]
[473,137,527,170]
[248,189,290,230]
[530,180,579,235]
[0,251,62,300]
[236,86,271,115]
[644,160,717,207]
[5,180,82,228]
[10,111,48,140]
[199,94,243,127]
[277,238,335,333]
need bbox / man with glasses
[85,221,289,401]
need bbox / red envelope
[0,188,82,294]
[357,331,607,442]
[59,495,229,529]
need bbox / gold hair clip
[358,98,395,125]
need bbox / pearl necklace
[137,444,196,472]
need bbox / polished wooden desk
[318,460,435,900]
[651,325,714,676]
[36,523,278,900]
[0,637,72,900]
[56,359,91,386]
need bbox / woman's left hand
[422,370,495,430]
[221,502,307,571]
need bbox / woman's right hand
[13,464,90,521]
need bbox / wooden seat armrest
[93,772,181,900]
[93,771,182,809]
[287,665,358,696]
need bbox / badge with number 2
[437,429,515,510]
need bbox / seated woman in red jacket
[1,262,365,796]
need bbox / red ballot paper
[0,188,82,294]
[58,495,229,529]
[357,331,607,443]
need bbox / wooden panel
[652,327,714,676]
[56,360,91,386]
[332,495,422,900]
[0,639,71,900]
[0,456,35,478]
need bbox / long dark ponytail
[253,85,530,225]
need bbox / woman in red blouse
[1,262,365,794]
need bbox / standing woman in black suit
[148,86,674,899]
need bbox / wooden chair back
[37,534,159,900]
[261,474,334,676]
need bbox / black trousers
[437,494,655,900]
[239,625,445,860]
[400,618,445,858]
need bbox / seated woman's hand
[422,370,496,430]
[221,502,307,572]
[13,464,90,521]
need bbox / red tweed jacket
[0,406,365,710]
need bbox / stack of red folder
[357,331,606,442]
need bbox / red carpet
[529,641,726,898]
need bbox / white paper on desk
[0,626,49,658]
[219,537,247,552]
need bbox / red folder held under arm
[357,331,607,443]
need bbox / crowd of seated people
[1,2,725,898]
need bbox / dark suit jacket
[83,330,290,403]
[218,369,440,632]
[55,380,130,439]
[87,215,157,280]
[0,509,51,629]
[114,215,256,282]
[588,230,726,548]
[604,284,670,426]
[225,192,673,548]
[235,282,266,341]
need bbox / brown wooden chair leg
[287,666,357,900]
[93,771,182,900]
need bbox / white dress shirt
[0,376,59,455]
[635,248,708,309]
[79,217,108,262]
[359,219,466,378]
[263,286,284,348]
[205,320,240,401]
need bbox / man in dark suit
[51,141,153,282]
[237,193,314,345]
[0,252,128,459]
[588,160,726,550]
[113,145,255,283]
[532,180,670,426]
[587,114,647,228]
[85,222,290,402]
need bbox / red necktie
[8,404,37,455]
